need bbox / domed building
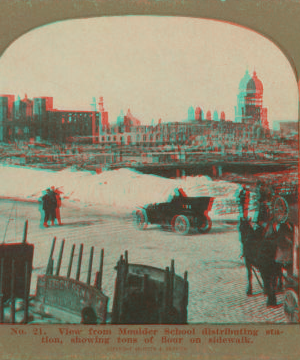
[235,70,268,129]
[246,71,263,98]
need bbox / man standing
[239,184,249,219]
[48,187,58,226]
[256,181,271,224]
[42,189,51,228]
[52,186,62,225]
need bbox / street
[0,199,288,323]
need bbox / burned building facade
[0,71,270,147]
[0,95,100,144]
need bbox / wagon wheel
[272,196,289,223]
[283,288,299,323]
[133,209,148,230]
[171,215,190,235]
[197,215,212,234]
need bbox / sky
[0,16,298,129]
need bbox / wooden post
[76,244,83,281]
[67,244,75,278]
[86,247,94,285]
[170,259,175,308]
[163,266,170,323]
[49,259,54,275]
[46,237,56,275]
[22,220,28,244]
[55,239,65,276]
[125,250,128,265]
[118,255,126,322]
[111,259,121,324]
[0,258,4,323]
[182,271,189,324]
[23,261,30,324]
[11,259,16,324]
[95,249,104,290]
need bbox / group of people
[41,187,62,227]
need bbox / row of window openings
[101,134,255,142]
[102,135,187,141]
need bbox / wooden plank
[67,244,75,278]
[10,259,15,324]
[86,247,94,285]
[23,261,30,324]
[95,249,104,290]
[163,266,170,323]
[35,275,109,324]
[46,237,56,275]
[76,244,83,281]
[170,259,175,308]
[55,239,65,276]
[111,259,121,324]
[22,220,28,244]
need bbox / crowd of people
[41,187,62,227]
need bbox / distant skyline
[0,16,298,129]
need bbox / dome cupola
[246,71,263,95]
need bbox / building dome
[239,70,251,91]
[246,71,263,95]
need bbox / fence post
[22,220,28,244]
[10,259,15,324]
[67,244,75,278]
[86,247,94,285]
[163,267,170,323]
[23,261,30,324]
[170,259,175,308]
[95,249,104,290]
[46,237,56,275]
[55,239,65,276]
[111,259,121,324]
[182,271,189,324]
[76,244,83,281]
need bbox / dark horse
[239,218,285,306]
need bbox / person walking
[48,187,58,226]
[52,186,62,225]
[256,181,271,225]
[238,185,249,219]
[41,189,51,228]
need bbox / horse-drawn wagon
[258,190,298,321]
[282,225,299,323]
[239,214,299,321]
[133,190,214,235]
